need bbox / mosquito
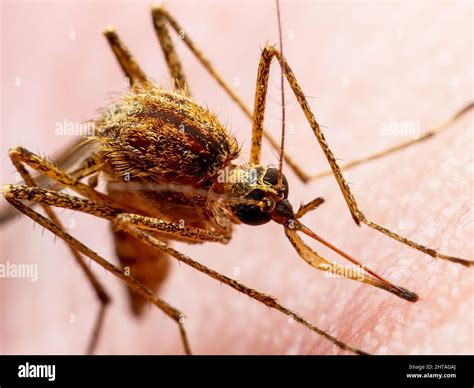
[2,2,472,355]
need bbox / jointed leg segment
[310,102,474,180]
[8,147,111,354]
[103,28,150,88]
[2,196,192,355]
[4,164,367,354]
[103,7,473,265]
[103,5,309,181]
[3,5,471,356]
[3,181,368,354]
[115,220,368,355]
[249,46,473,267]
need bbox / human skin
[0,1,472,355]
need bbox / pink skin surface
[0,1,472,355]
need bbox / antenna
[276,0,286,189]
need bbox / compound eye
[263,168,289,198]
[232,189,272,226]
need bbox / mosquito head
[227,165,294,226]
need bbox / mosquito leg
[4,156,364,354]
[115,213,232,243]
[3,185,122,219]
[103,27,150,88]
[2,193,192,355]
[7,146,126,210]
[5,185,232,247]
[249,46,473,267]
[2,20,153,226]
[4,175,368,353]
[151,5,188,93]
[250,46,362,221]
[1,153,102,226]
[149,4,309,182]
[8,151,111,354]
[0,138,98,226]
[113,209,415,312]
[310,102,474,180]
[112,217,367,355]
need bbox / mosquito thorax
[223,164,291,226]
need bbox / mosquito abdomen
[113,229,170,316]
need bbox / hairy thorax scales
[89,87,240,314]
